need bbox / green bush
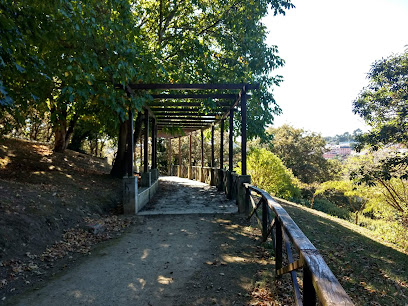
[311,198,351,220]
[239,147,300,200]
[357,215,408,251]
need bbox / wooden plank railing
[244,183,354,306]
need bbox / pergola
[125,83,259,178]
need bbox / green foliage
[352,51,408,214]
[240,147,300,200]
[353,51,408,150]
[1,0,295,155]
[357,214,408,251]
[311,198,351,220]
[267,125,337,184]
[324,129,362,145]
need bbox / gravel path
[10,177,270,306]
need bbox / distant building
[323,145,352,159]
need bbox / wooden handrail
[244,183,354,306]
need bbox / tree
[352,51,408,224]
[1,0,295,178]
[267,125,336,184]
[353,51,408,150]
[312,180,372,224]
[238,147,300,200]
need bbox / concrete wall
[123,169,159,215]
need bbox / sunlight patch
[222,254,246,263]
[141,249,150,260]
[157,275,173,285]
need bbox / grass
[274,198,408,305]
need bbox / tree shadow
[280,200,408,305]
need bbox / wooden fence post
[262,199,268,241]
[275,217,283,278]
[303,265,317,305]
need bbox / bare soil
[0,137,124,302]
[0,138,287,306]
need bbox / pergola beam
[154,112,222,117]
[129,83,259,90]
[150,107,228,112]
[150,94,237,100]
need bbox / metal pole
[241,86,247,175]
[144,111,149,173]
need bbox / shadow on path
[138,176,237,215]
[10,177,270,305]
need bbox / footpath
[9,177,274,306]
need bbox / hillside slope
[0,137,123,298]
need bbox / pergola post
[168,138,172,175]
[201,129,204,182]
[141,110,151,187]
[143,111,149,173]
[126,110,134,177]
[178,137,182,177]
[238,86,251,214]
[227,109,234,199]
[229,109,234,172]
[218,119,224,191]
[188,134,192,179]
[151,117,156,169]
[241,86,247,175]
[140,136,143,173]
[211,125,215,185]
[220,119,224,169]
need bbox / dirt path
[9,177,273,306]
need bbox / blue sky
[264,0,408,136]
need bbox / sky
[263,0,408,137]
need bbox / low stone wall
[123,169,159,215]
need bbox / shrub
[239,147,300,200]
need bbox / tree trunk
[133,112,144,146]
[53,118,68,152]
[110,118,129,178]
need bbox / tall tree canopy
[1,0,295,176]
[267,125,336,184]
[353,51,408,150]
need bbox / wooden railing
[244,183,354,306]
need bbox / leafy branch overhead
[1,0,294,161]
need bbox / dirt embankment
[0,137,124,299]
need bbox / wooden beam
[150,94,237,100]
[158,119,215,123]
[150,102,231,107]
[158,122,211,126]
[128,83,259,91]
[156,115,217,120]
[150,107,228,112]
[154,112,222,117]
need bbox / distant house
[323,145,352,159]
